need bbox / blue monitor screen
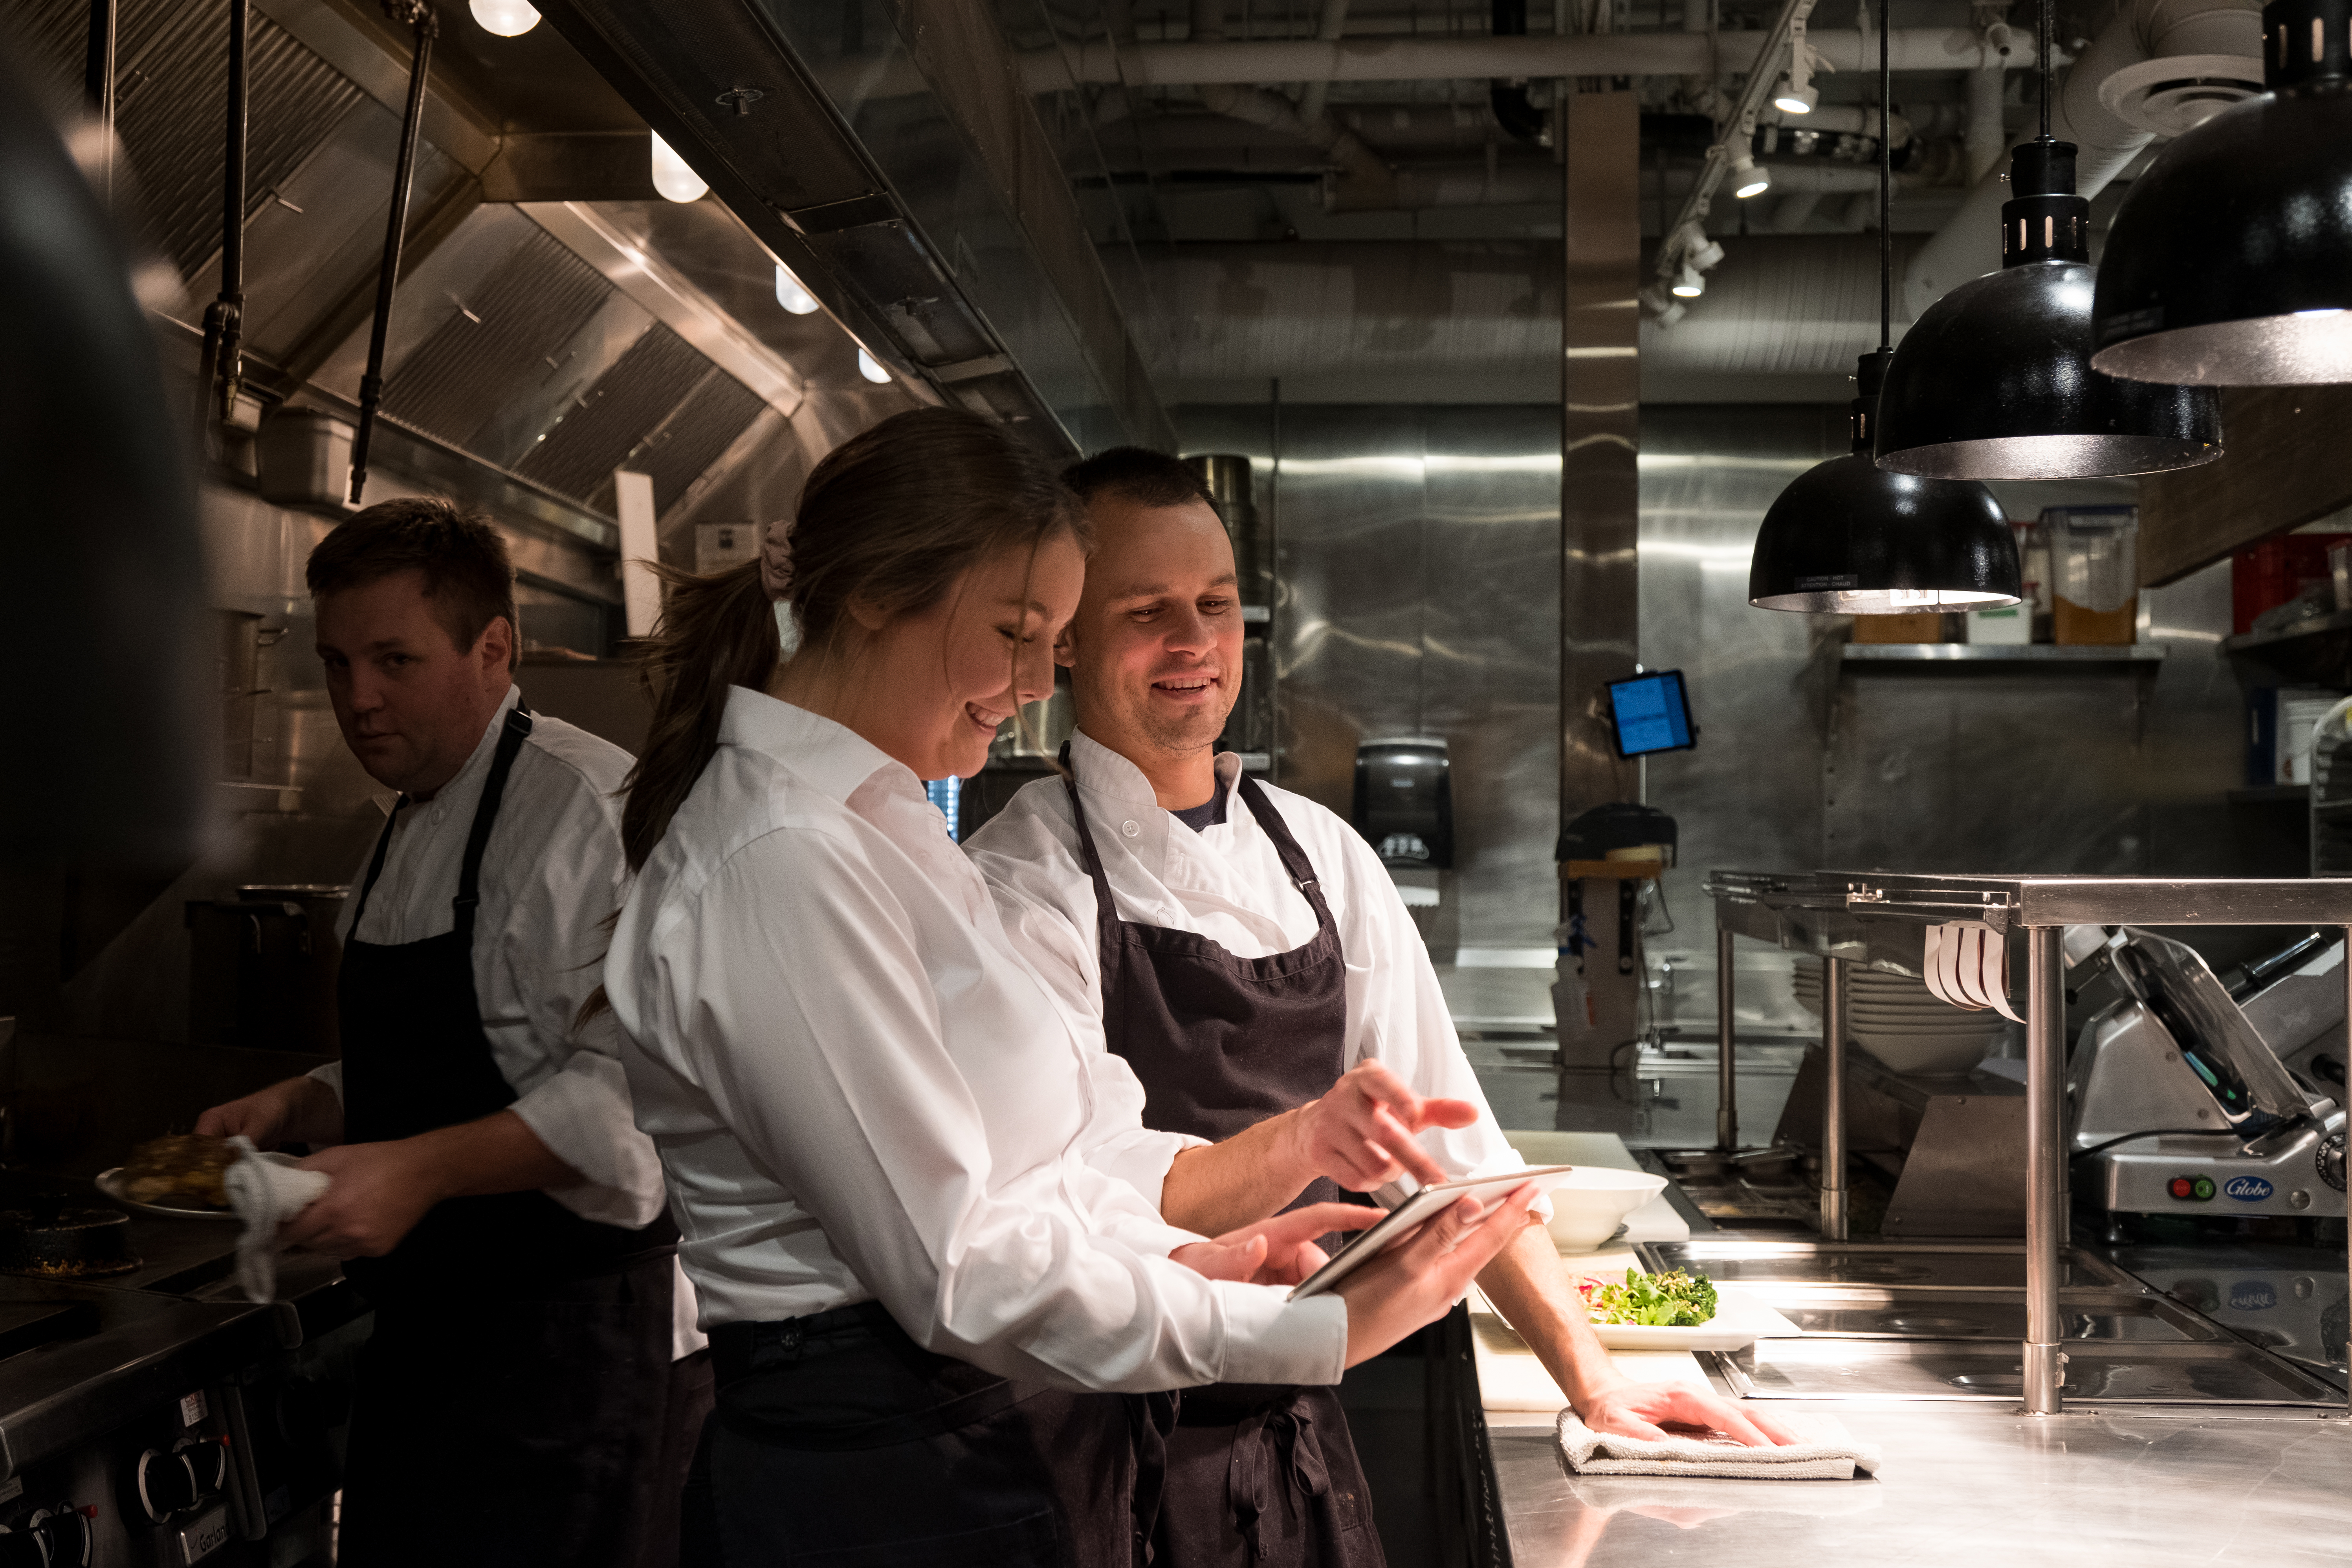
[1607,671,1695,757]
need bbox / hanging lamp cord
[2037,0,2054,143]
[1876,0,1890,352]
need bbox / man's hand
[280,1140,448,1259]
[1285,1060,1479,1193]
[1580,1379,1803,1448]
[194,1076,343,1150]
[1171,1202,1379,1287]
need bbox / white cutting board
[1502,1130,1691,1244]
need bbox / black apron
[334,704,697,1568]
[684,1304,1173,1568]
[1066,763,1386,1568]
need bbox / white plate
[95,1169,238,1221]
[1575,1287,1803,1352]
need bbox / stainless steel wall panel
[1176,404,1563,952]
[1421,410,1566,952]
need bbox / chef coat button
[1121,820,1140,838]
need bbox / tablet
[1287,1166,1580,1301]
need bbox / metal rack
[1703,869,2352,1415]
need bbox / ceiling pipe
[1296,0,1353,124]
[1187,0,1396,207]
[1965,58,2008,182]
[833,29,2050,100]
[1320,156,1924,213]
[1901,0,2263,317]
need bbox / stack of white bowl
[1792,962,2009,1076]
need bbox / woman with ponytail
[601,408,1536,1565]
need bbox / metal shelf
[2220,608,2352,686]
[1841,644,2169,664]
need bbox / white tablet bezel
[1287,1165,1581,1301]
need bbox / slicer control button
[2168,1177,2193,1199]
[2169,1176,2215,1201]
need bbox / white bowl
[1533,1167,1668,1252]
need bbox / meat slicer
[2068,928,2348,1223]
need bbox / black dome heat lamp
[2092,0,2352,386]
[1871,0,2226,479]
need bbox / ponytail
[617,407,1084,873]
[620,558,778,871]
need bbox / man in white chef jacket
[968,451,1798,1568]
[198,499,704,1568]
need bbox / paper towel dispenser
[1352,737,1453,869]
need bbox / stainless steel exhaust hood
[533,0,1175,455]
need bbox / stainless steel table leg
[1716,924,1737,1154]
[2024,924,2065,1415]
[1820,955,1846,1241]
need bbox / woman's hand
[1336,1185,1542,1366]
[1170,1202,1382,1287]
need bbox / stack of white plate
[1791,963,2009,1076]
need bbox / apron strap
[1057,743,1124,948]
[453,703,533,945]
[347,803,404,930]
[1234,774,1339,936]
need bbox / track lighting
[1731,151,1771,199]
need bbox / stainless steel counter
[1487,1402,2350,1568]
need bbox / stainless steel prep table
[1703,871,2352,1414]
[1485,1403,2349,1568]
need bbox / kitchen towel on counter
[1556,1408,1884,1480]
[224,1136,330,1303]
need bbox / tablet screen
[1288,1166,1579,1300]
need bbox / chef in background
[198,499,705,1568]
[967,449,1800,1568]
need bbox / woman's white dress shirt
[601,687,1348,1392]
[964,730,1527,1211]
[308,685,667,1232]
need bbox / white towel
[1556,1409,1885,1480]
[224,1137,331,1304]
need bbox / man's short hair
[1061,447,1216,512]
[306,497,519,668]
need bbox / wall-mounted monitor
[1606,670,1696,758]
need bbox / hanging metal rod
[194,0,249,447]
[348,0,438,508]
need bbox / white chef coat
[602,686,1349,1392]
[964,730,1527,1210]
[307,686,667,1234]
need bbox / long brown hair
[619,407,1085,870]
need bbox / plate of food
[1576,1266,1802,1351]
[97,1134,242,1220]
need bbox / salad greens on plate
[1576,1266,1718,1327]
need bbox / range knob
[0,1507,93,1568]
[26,1509,90,1568]
[131,1447,199,1524]
[174,1436,229,1499]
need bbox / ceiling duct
[532,0,1175,453]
